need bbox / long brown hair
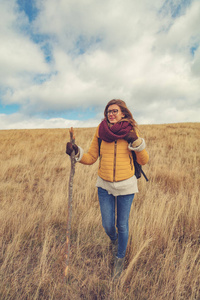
[104,99,137,128]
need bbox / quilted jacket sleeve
[128,138,149,166]
[79,127,99,165]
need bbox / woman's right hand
[66,142,79,156]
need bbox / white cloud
[0,0,50,102]
[0,113,99,130]
[155,1,200,54]
[0,0,200,129]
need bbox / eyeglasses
[107,109,118,115]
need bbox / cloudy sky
[0,0,200,129]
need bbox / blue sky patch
[159,0,192,18]
[38,107,97,121]
[17,0,39,22]
[0,103,20,115]
[74,35,103,55]
[190,45,198,56]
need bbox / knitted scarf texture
[99,119,132,143]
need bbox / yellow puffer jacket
[80,126,149,182]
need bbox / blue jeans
[98,187,134,258]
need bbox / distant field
[0,123,200,299]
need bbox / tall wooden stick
[64,127,76,278]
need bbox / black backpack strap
[98,138,102,156]
[132,151,149,181]
[141,168,149,182]
[132,151,141,179]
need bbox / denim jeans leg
[98,187,118,241]
[117,194,134,258]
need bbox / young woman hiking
[66,99,149,279]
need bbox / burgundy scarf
[99,119,132,143]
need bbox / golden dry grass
[0,123,200,300]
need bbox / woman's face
[107,104,125,124]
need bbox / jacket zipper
[113,140,117,181]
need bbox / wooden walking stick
[64,127,76,278]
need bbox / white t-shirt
[95,175,138,196]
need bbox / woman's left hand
[124,131,138,143]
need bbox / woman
[66,99,149,279]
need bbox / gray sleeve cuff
[128,138,146,152]
[75,146,84,162]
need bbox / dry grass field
[0,123,200,300]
